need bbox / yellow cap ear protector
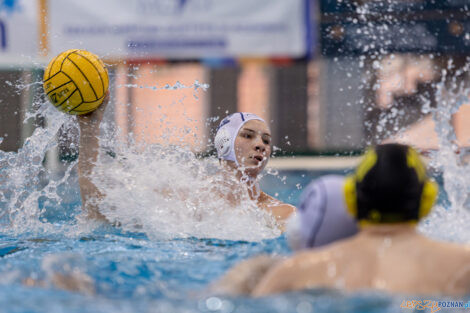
[343,144,438,224]
[344,175,358,217]
[419,178,438,219]
[344,148,378,218]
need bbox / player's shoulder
[417,235,470,262]
[262,192,296,211]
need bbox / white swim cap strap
[214,112,265,166]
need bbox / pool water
[0,167,463,313]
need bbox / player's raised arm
[43,49,110,220]
[77,93,109,220]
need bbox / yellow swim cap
[344,144,438,224]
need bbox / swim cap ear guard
[419,179,438,219]
[214,128,231,158]
[344,175,358,217]
[343,145,438,224]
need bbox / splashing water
[398,63,470,243]
[0,102,78,235]
[0,77,279,241]
[328,2,470,244]
[93,142,279,241]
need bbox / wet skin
[223,119,295,225]
[233,119,272,178]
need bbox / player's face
[234,120,271,177]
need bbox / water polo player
[77,98,294,226]
[213,112,295,224]
[253,143,470,296]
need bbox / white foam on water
[92,141,280,241]
[420,204,470,244]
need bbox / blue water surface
[0,169,458,313]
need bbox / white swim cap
[286,175,358,250]
[214,112,265,165]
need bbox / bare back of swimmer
[254,225,470,296]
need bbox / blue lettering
[0,19,5,50]
[216,116,231,131]
[136,0,211,15]
[178,0,188,10]
[0,0,21,14]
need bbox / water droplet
[206,297,222,311]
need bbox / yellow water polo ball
[43,49,109,115]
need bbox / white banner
[0,0,38,64]
[49,0,309,59]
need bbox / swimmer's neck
[359,223,417,237]
[220,161,261,200]
[235,170,261,201]
[220,160,259,181]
